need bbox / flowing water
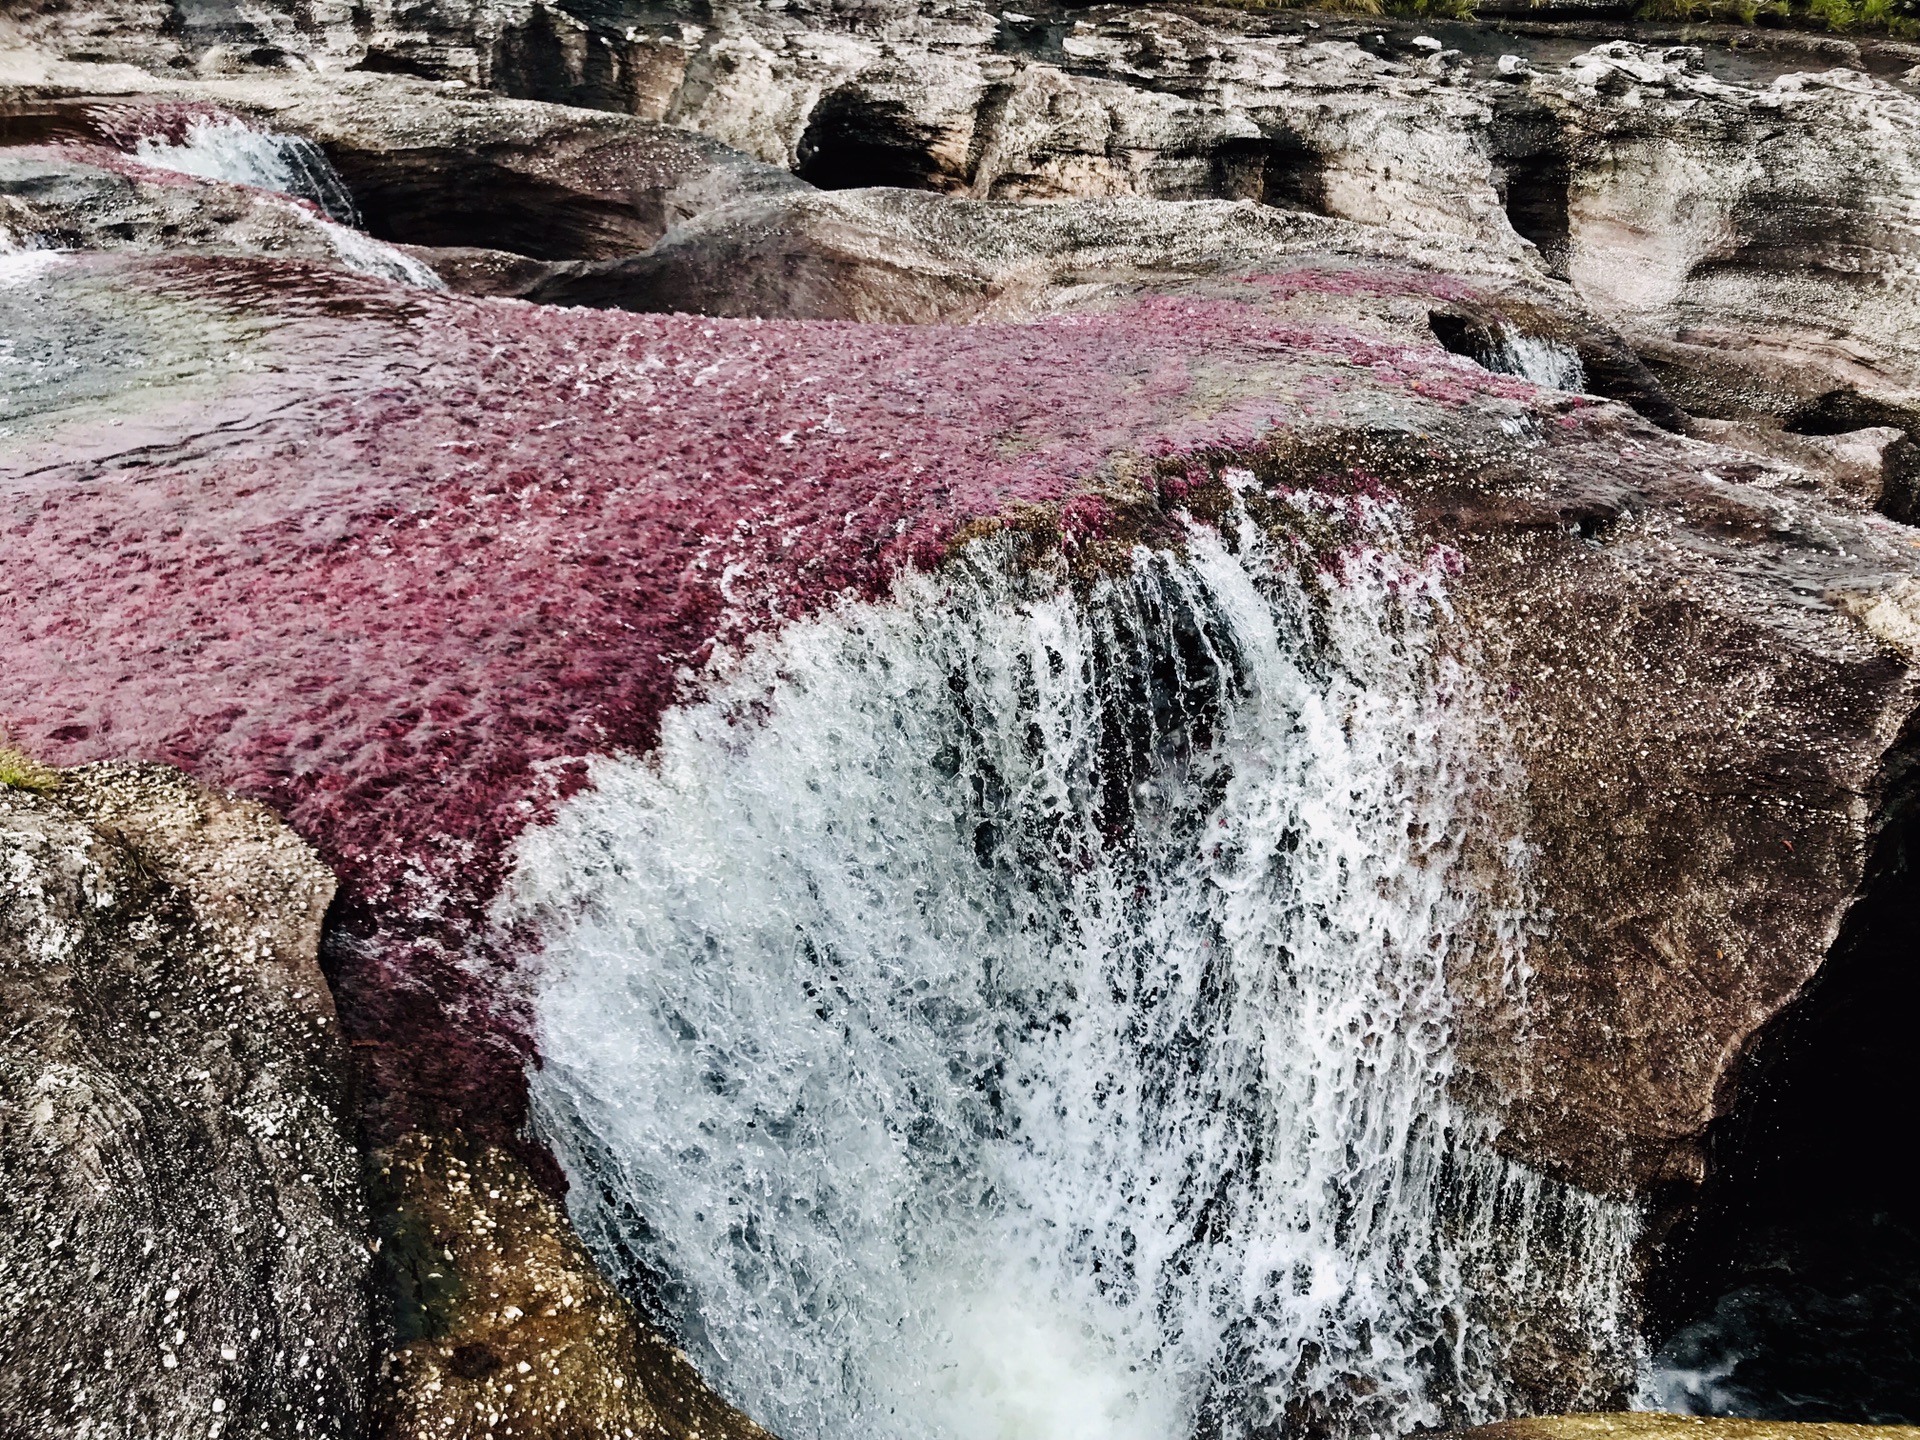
[1485,324,1586,394]
[131,116,444,289]
[133,116,362,224]
[502,494,1642,1440]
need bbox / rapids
[133,114,362,223]
[502,495,1642,1440]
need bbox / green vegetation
[0,743,59,793]
[1391,0,1479,18]
[1188,0,1388,16]
[1632,0,1917,34]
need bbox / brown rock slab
[1463,1415,1920,1440]
[370,1131,771,1440]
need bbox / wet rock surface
[1462,1417,1920,1440]
[0,136,438,283]
[0,762,369,1438]
[372,1130,772,1440]
[3,236,1916,1205]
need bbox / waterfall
[1486,324,1586,393]
[130,116,445,290]
[502,491,1642,1440]
[133,116,361,224]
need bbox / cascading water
[130,116,445,289]
[134,116,361,224]
[502,487,1642,1440]
[1484,324,1585,393]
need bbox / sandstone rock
[1531,44,1920,440]
[0,137,439,284]
[1462,1415,1920,1440]
[484,8,1920,494]
[9,2,1920,1417]
[1425,428,1920,1193]
[1691,419,1918,516]
[395,240,564,297]
[216,73,806,261]
[543,4,1518,249]
[370,1130,771,1440]
[17,6,1920,482]
[0,0,531,83]
[527,184,1691,430]
[0,762,370,1438]
[0,71,804,264]
[524,186,1525,321]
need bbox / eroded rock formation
[0,763,368,1438]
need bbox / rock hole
[1429,312,1497,367]
[796,87,962,192]
[486,7,636,115]
[349,50,447,82]
[1491,101,1573,280]
[1501,151,1572,280]
[448,1342,503,1379]
[1211,132,1328,213]
[1786,392,1920,523]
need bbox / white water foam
[134,116,360,224]
[0,234,63,288]
[1488,323,1586,393]
[132,116,444,289]
[504,500,1641,1440]
[314,220,446,290]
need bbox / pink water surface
[0,256,1528,1144]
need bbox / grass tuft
[0,744,61,793]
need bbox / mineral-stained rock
[217,74,806,261]
[8,0,1920,1401]
[370,1130,772,1440]
[523,186,1532,321]
[0,762,370,1438]
[1462,1415,1920,1440]
[0,138,440,284]
[1691,420,1919,517]
[1417,429,1920,1193]
[0,73,804,264]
